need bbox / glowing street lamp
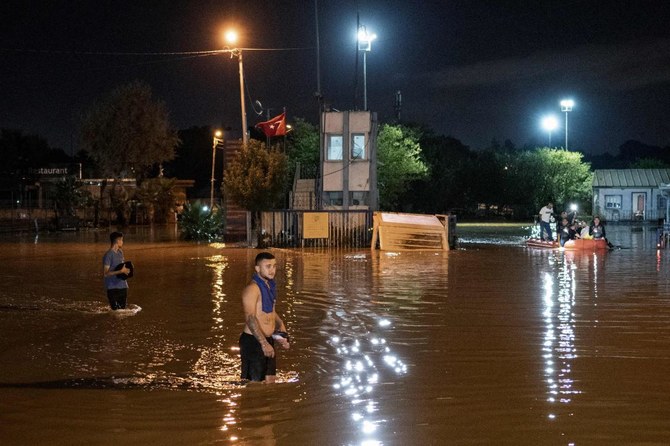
[210,130,224,209]
[560,99,574,150]
[224,29,248,146]
[541,115,559,147]
[357,25,376,111]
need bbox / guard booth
[320,110,378,210]
[371,212,454,251]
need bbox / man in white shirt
[538,202,554,241]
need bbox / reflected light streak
[329,320,407,444]
[542,254,582,423]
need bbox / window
[605,195,622,209]
[351,134,365,159]
[658,195,667,209]
[350,191,369,206]
[325,191,343,206]
[327,135,343,160]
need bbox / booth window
[327,135,343,160]
[324,191,343,206]
[351,134,365,160]
[350,191,369,206]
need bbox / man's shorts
[239,332,276,381]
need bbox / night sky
[2,0,670,155]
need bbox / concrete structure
[592,169,670,221]
[319,110,378,210]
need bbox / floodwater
[1,224,669,445]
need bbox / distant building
[592,169,670,221]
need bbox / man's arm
[102,263,129,278]
[242,284,275,358]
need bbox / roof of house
[592,169,670,188]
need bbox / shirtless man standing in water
[239,252,290,383]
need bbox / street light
[357,25,376,111]
[210,130,224,209]
[541,115,559,147]
[225,29,248,146]
[560,99,574,150]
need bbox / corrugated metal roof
[592,169,670,187]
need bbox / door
[632,192,646,220]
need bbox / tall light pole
[560,99,574,150]
[210,130,224,209]
[541,115,559,147]
[357,25,376,111]
[225,29,248,146]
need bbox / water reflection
[542,251,583,423]
[307,252,411,446]
[330,317,408,445]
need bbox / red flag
[255,112,286,137]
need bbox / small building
[592,169,670,221]
[319,110,378,210]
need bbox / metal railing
[260,210,373,248]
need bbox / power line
[0,47,312,57]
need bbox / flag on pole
[255,112,287,138]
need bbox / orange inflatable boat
[526,238,609,251]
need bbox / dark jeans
[107,288,128,310]
[539,221,553,241]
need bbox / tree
[180,201,225,241]
[53,176,92,219]
[134,177,177,223]
[376,124,429,210]
[629,158,670,169]
[284,118,319,179]
[80,80,179,180]
[223,140,288,244]
[530,148,593,213]
[405,130,472,213]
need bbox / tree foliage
[134,177,176,223]
[179,201,225,241]
[80,81,179,180]
[285,118,319,179]
[377,124,429,210]
[404,130,472,213]
[53,176,92,218]
[529,148,593,212]
[223,139,288,211]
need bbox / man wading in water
[102,231,131,310]
[239,252,290,383]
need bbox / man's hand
[261,341,275,358]
[275,337,290,350]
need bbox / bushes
[179,201,225,241]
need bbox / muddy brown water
[0,225,669,445]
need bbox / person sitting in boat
[578,220,591,239]
[589,216,606,239]
[589,216,615,248]
[560,209,577,226]
[558,217,579,247]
